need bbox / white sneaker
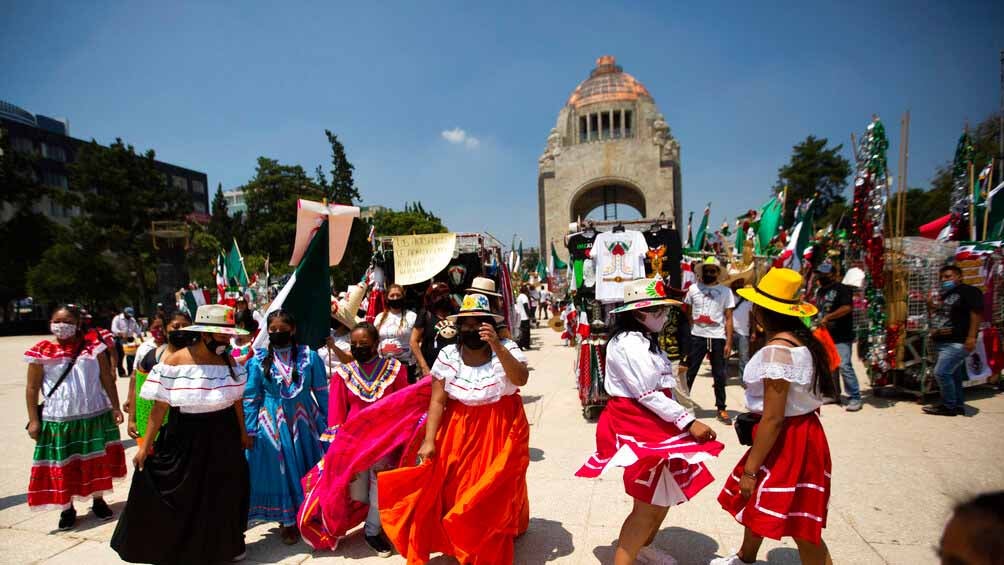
[709,554,753,565]
[638,546,678,565]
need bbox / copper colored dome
[566,56,652,109]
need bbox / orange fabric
[812,326,841,371]
[378,394,530,565]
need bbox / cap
[815,263,834,275]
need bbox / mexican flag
[181,288,213,316]
[985,181,1004,240]
[756,194,783,254]
[224,239,250,290]
[252,221,333,351]
[549,242,567,277]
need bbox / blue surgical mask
[941,280,957,291]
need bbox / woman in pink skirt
[713,268,836,565]
[576,278,724,565]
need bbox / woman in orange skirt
[378,293,530,565]
[713,268,836,565]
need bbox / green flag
[986,181,1004,240]
[224,239,249,289]
[254,221,332,350]
[735,224,745,255]
[536,258,547,280]
[757,195,783,254]
[550,242,567,270]
[693,205,710,251]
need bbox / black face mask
[168,330,193,349]
[269,331,292,348]
[818,276,834,286]
[204,336,229,356]
[460,330,486,350]
[387,298,405,310]
[351,345,374,362]
[702,273,718,284]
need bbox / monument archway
[569,180,647,222]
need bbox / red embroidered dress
[25,337,126,510]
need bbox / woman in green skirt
[126,311,192,446]
[25,304,126,530]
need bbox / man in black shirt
[924,265,983,416]
[814,263,861,411]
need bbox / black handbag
[27,341,85,430]
[734,412,761,446]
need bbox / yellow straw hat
[736,267,817,318]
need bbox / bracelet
[742,470,758,480]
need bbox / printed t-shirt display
[593,229,649,303]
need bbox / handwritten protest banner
[392,233,457,285]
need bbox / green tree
[243,157,325,277]
[371,202,448,236]
[70,139,193,309]
[208,182,234,247]
[323,130,369,291]
[776,136,853,227]
[186,228,222,287]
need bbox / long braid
[290,333,300,384]
[262,339,275,380]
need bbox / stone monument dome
[538,56,682,260]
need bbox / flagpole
[984,160,995,240]
[970,160,977,241]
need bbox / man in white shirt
[538,287,551,321]
[529,287,541,327]
[730,277,753,377]
[683,258,735,424]
[111,306,143,378]
[516,286,532,350]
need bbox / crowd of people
[20,261,998,565]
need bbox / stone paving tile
[0,528,81,564]
[34,539,122,565]
[869,541,939,565]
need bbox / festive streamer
[948,132,975,240]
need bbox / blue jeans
[834,341,861,402]
[934,342,968,410]
[733,333,750,377]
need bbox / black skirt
[111,406,249,565]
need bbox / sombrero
[695,256,727,283]
[466,276,502,298]
[737,267,817,317]
[548,315,564,333]
[447,293,504,323]
[181,304,249,336]
[331,284,366,330]
[611,278,681,314]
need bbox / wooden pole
[969,161,977,241]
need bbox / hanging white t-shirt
[684,282,735,340]
[593,230,649,303]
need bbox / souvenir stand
[372,232,516,334]
[951,241,1004,387]
[564,218,683,420]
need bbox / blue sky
[3,2,1001,247]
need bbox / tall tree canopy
[208,182,235,247]
[371,202,448,236]
[323,130,369,291]
[775,136,852,227]
[67,139,193,308]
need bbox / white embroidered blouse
[141,362,248,413]
[603,332,693,430]
[743,345,822,417]
[24,338,111,421]
[431,340,527,406]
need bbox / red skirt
[717,412,831,544]
[576,395,724,506]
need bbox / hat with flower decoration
[181,304,249,335]
[448,293,504,322]
[611,278,682,314]
[737,267,817,317]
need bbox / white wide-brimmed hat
[181,304,249,336]
[447,294,504,322]
[466,276,502,297]
[331,284,366,330]
[611,278,682,314]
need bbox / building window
[193,201,207,213]
[192,180,205,194]
[42,171,68,189]
[624,110,633,138]
[172,175,189,192]
[12,136,34,154]
[579,116,587,143]
[41,142,67,162]
[589,114,599,141]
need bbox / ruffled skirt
[378,394,530,565]
[28,410,126,510]
[576,395,723,506]
[111,407,249,565]
[134,368,167,444]
[717,412,831,544]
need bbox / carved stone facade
[538,56,681,261]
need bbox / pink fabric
[328,359,409,429]
[298,378,432,550]
[290,200,360,267]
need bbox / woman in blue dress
[244,309,329,545]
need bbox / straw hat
[447,293,504,323]
[611,278,682,314]
[736,267,817,317]
[466,276,502,298]
[695,256,726,283]
[181,304,249,335]
[331,284,366,330]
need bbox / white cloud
[441,127,480,149]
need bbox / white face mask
[51,322,78,340]
[636,309,669,332]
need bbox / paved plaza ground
[1,327,1002,564]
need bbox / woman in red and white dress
[714,267,835,565]
[576,278,724,565]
